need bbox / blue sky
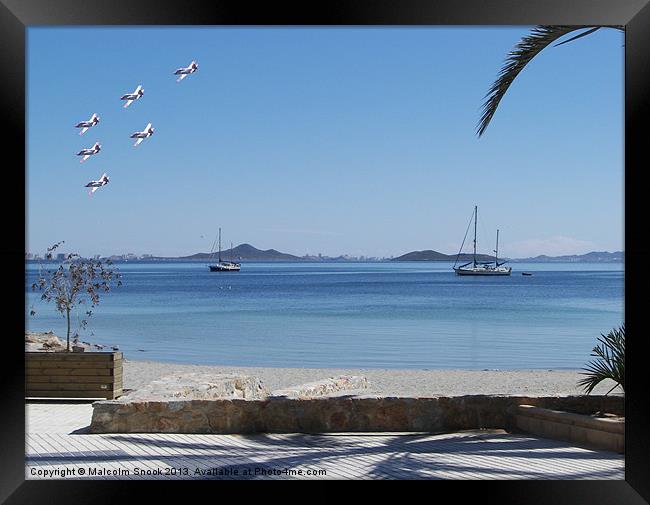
[27,27,624,258]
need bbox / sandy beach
[25,332,621,397]
[122,359,621,397]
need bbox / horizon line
[25,245,625,261]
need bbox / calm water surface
[25,262,624,369]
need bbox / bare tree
[30,241,122,351]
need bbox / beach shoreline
[122,358,621,397]
[25,332,622,397]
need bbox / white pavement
[25,402,625,480]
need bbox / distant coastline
[508,251,624,263]
[26,245,624,264]
[390,249,624,264]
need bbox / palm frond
[476,25,623,138]
[554,27,601,47]
[577,325,625,395]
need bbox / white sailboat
[453,206,512,276]
[208,228,241,272]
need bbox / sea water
[25,261,624,370]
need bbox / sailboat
[453,206,512,276]
[208,228,241,272]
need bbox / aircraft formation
[75,60,198,196]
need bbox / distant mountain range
[30,246,622,263]
[392,249,624,263]
[164,246,622,263]
[509,251,624,263]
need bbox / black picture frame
[4,0,649,501]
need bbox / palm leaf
[554,27,601,47]
[577,325,625,395]
[477,25,624,137]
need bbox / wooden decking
[25,402,624,480]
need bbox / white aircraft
[76,142,101,163]
[74,113,100,135]
[130,122,155,147]
[120,84,144,108]
[174,61,198,82]
[85,173,109,195]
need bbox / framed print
[4,0,649,500]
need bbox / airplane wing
[134,137,144,147]
[145,123,152,132]
[177,73,188,82]
[80,154,90,163]
[123,99,134,108]
[79,126,89,135]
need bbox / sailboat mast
[495,229,499,265]
[218,227,222,263]
[473,205,477,267]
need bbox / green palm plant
[477,25,624,137]
[577,325,625,395]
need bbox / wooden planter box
[25,351,123,400]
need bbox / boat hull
[209,263,241,272]
[454,267,512,276]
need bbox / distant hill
[510,251,624,263]
[391,250,496,262]
[392,249,624,263]
[169,243,302,262]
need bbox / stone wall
[90,394,623,434]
